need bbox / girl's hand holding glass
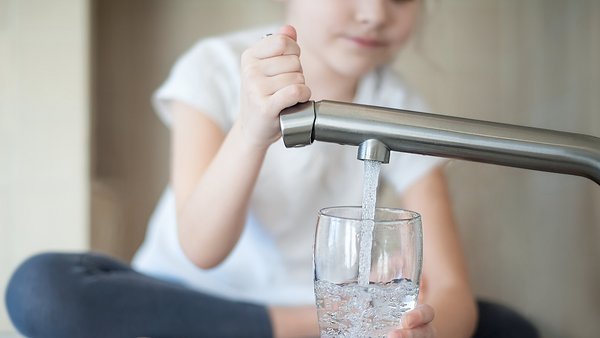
[239,25,311,149]
[387,304,437,338]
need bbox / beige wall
[395,1,600,337]
[0,0,91,333]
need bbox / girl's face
[286,0,421,79]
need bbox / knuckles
[241,62,258,78]
[291,56,302,72]
[292,72,305,84]
[240,48,253,64]
[270,35,290,56]
[286,84,311,102]
[239,36,309,121]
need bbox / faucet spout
[357,139,390,163]
[279,100,600,185]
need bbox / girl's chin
[330,60,381,78]
[328,49,389,77]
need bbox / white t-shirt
[132,26,444,306]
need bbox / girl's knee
[5,252,85,337]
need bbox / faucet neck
[280,100,600,185]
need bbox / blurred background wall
[1,0,599,337]
[395,2,600,338]
[0,0,90,334]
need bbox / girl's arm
[173,25,311,269]
[171,104,267,268]
[391,167,478,338]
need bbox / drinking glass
[313,206,423,338]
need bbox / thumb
[279,24,297,41]
[401,304,435,329]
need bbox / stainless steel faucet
[279,100,600,185]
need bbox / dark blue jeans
[5,253,539,338]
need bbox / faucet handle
[279,101,316,147]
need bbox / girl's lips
[347,36,386,48]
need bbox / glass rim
[318,206,421,223]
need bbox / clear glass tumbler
[313,206,423,338]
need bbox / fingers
[402,304,435,329]
[388,325,437,338]
[237,24,310,146]
[246,33,301,60]
[241,24,310,114]
[242,55,307,102]
[255,72,306,95]
[258,54,303,77]
[269,83,312,115]
[278,24,297,41]
[387,305,437,338]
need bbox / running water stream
[358,160,382,286]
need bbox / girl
[7,0,538,337]
[135,0,475,336]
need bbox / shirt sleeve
[152,38,239,132]
[382,152,446,193]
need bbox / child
[6,1,538,337]
[133,0,476,337]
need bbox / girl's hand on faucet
[239,25,311,149]
[387,304,437,338]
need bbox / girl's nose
[355,0,387,27]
